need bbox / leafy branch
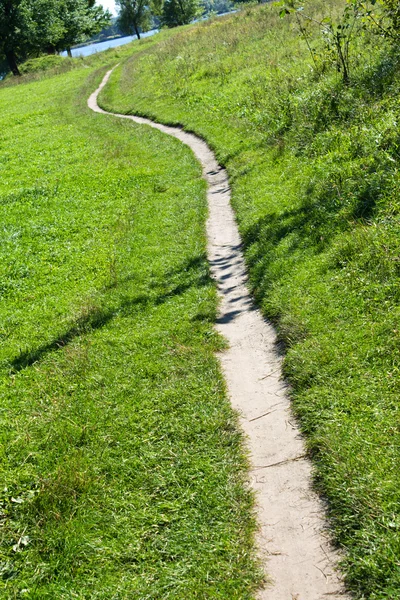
[278,0,364,84]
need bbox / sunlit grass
[100,3,400,597]
[0,57,261,597]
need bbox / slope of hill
[0,48,260,597]
[99,3,400,597]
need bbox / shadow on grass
[11,254,211,373]
[242,203,328,281]
[242,170,382,306]
[357,46,400,99]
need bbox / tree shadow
[10,254,211,373]
[240,188,345,314]
[10,298,147,373]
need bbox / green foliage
[89,17,124,43]
[0,0,111,75]
[116,0,154,39]
[278,0,400,84]
[0,0,29,75]
[53,0,112,53]
[360,0,400,39]
[99,4,400,596]
[23,0,66,53]
[161,0,202,27]
[278,0,366,83]
[0,54,260,596]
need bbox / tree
[116,0,153,40]
[0,0,111,75]
[25,0,67,55]
[0,0,72,72]
[382,0,400,33]
[55,0,111,56]
[0,0,26,75]
[161,0,201,27]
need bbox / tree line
[1,0,236,77]
[116,0,205,38]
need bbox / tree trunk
[177,0,187,24]
[67,47,72,57]
[5,49,20,76]
[336,34,350,85]
[133,22,141,39]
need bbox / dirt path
[88,69,349,599]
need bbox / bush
[19,55,71,74]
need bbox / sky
[97,0,117,16]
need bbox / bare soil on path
[88,69,350,600]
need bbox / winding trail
[88,69,349,599]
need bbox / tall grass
[99,3,400,597]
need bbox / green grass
[0,51,261,597]
[98,4,400,598]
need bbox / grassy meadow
[99,3,400,598]
[0,47,261,597]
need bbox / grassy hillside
[99,3,400,598]
[0,50,261,597]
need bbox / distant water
[0,10,237,77]
[61,29,159,58]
